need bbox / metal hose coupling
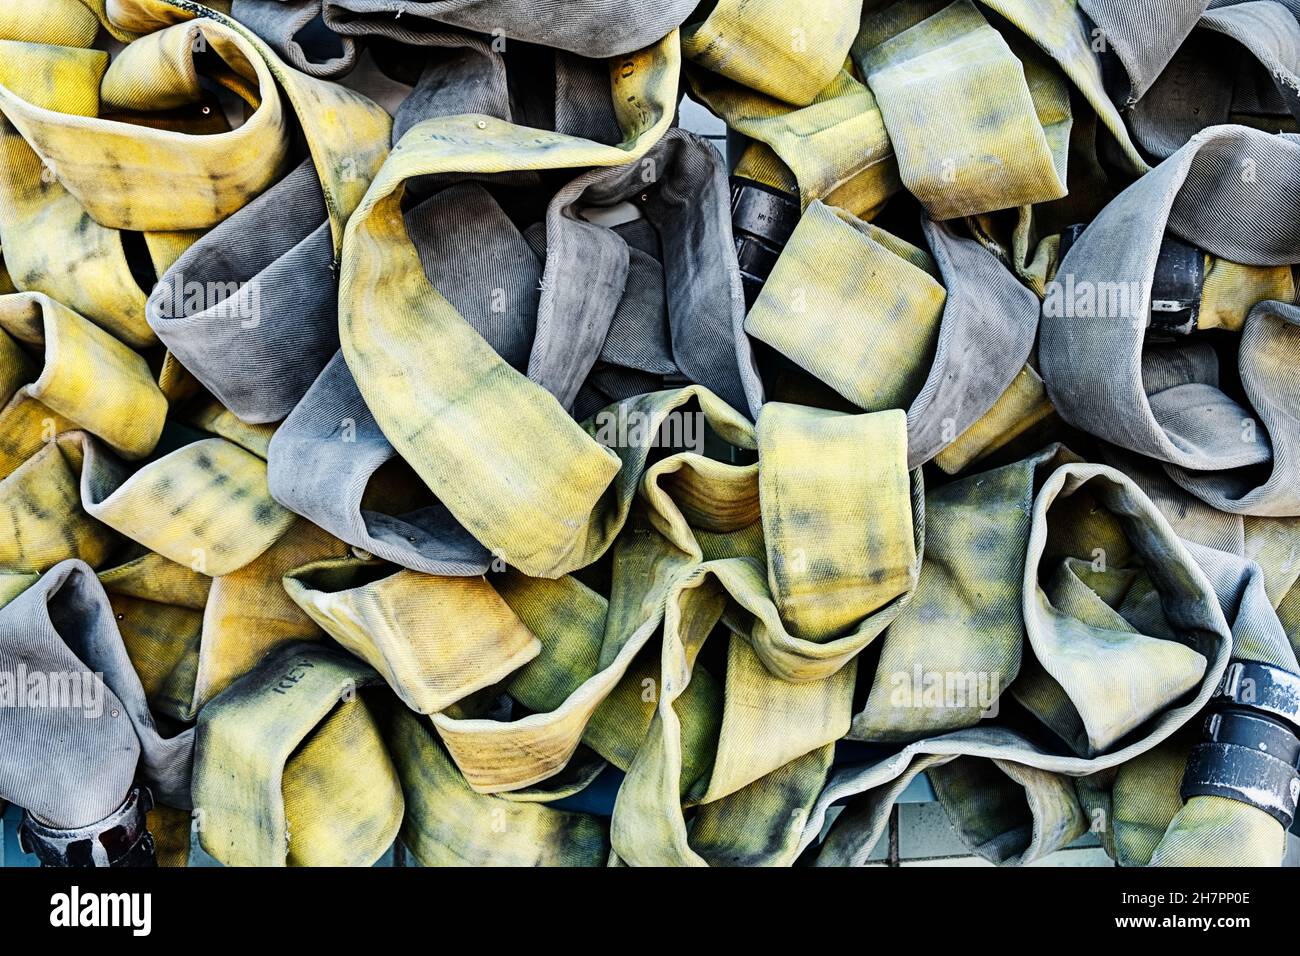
[19,786,157,867]
[1181,661,1300,829]
[730,176,800,308]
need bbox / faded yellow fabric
[95,514,344,731]
[605,403,916,865]
[0,39,162,347]
[0,436,120,573]
[1013,465,1229,765]
[387,705,608,867]
[1243,516,1300,608]
[339,33,678,580]
[1017,560,1206,757]
[100,550,209,723]
[843,0,1150,225]
[973,0,1146,175]
[0,292,166,469]
[98,549,211,610]
[0,571,38,607]
[191,518,348,712]
[852,442,1206,749]
[283,557,541,714]
[682,0,863,107]
[689,743,836,866]
[697,625,850,807]
[77,433,294,575]
[280,692,392,867]
[431,574,681,790]
[1077,731,1191,866]
[418,390,919,810]
[493,573,642,770]
[801,452,1251,867]
[731,140,798,195]
[745,202,945,413]
[608,560,848,865]
[852,0,1145,181]
[0,38,104,117]
[851,445,1077,740]
[758,403,916,645]
[1279,583,1300,658]
[424,387,746,791]
[1198,256,1297,332]
[110,590,204,723]
[173,396,277,459]
[12,0,387,247]
[192,641,403,867]
[0,5,380,349]
[0,317,74,480]
[934,363,1056,474]
[146,803,193,868]
[856,0,1070,220]
[0,0,103,48]
[0,427,292,580]
[490,564,721,794]
[966,200,1085,298]
[929,757,1088,864]
[688,67,899,215]
[0,2,390,364]
[157,351,203,405]
[105,0,221,36]
[1152,796,1288,867]
[0,20,288,232]
[128,0,391,252]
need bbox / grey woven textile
[1120,1,1300,159]
[267,351,493,574]
[1078,0,1211,105]
[321,0,700,57]
[146,158,339,425]
[0,561,193,828]
[904,219,1040,468]
[1040,125,1300,515]
[232,0,360,77]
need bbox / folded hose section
[0,0,1298,868]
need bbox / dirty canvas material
[0,0,1297,870]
